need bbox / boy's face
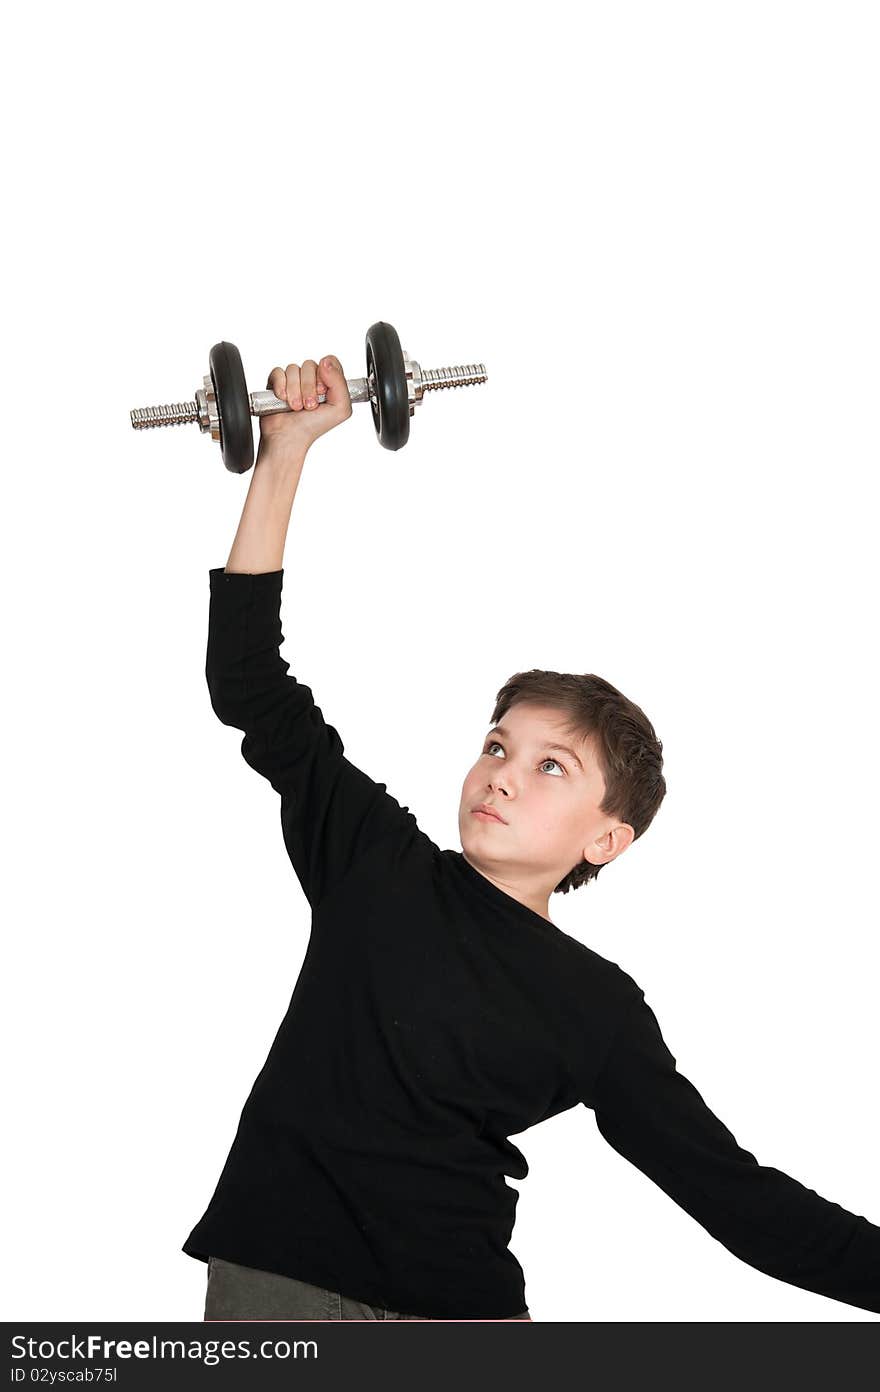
[457,703,634,921]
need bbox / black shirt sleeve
[204,566,414,911]
[591,990,880,1314]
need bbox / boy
[184,354,880,1321]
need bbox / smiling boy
[183,354,880,1321]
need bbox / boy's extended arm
[590,990,880,1315]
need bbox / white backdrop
[3,0,878,1324]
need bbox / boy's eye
[483,740,565,775]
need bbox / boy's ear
[587,823,635,864]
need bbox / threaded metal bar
[421,364,487,391]
[131,402,200,429]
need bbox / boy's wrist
[257,437,309,470]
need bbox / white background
[3,0,878,1323]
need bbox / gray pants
[204,1256,532,1321]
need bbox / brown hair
[489,669,667,894]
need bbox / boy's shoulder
[553,926,645,1010]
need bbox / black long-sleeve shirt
[182,567,880,1319]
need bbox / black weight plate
[208,341,254,474]
[365,321,410,451]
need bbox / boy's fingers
[267,366,286,401]
[285,363,303,408]
[301,358,319,407]
[266,357,347,412]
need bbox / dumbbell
[130,320,488,472]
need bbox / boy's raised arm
[205,359,419,912]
